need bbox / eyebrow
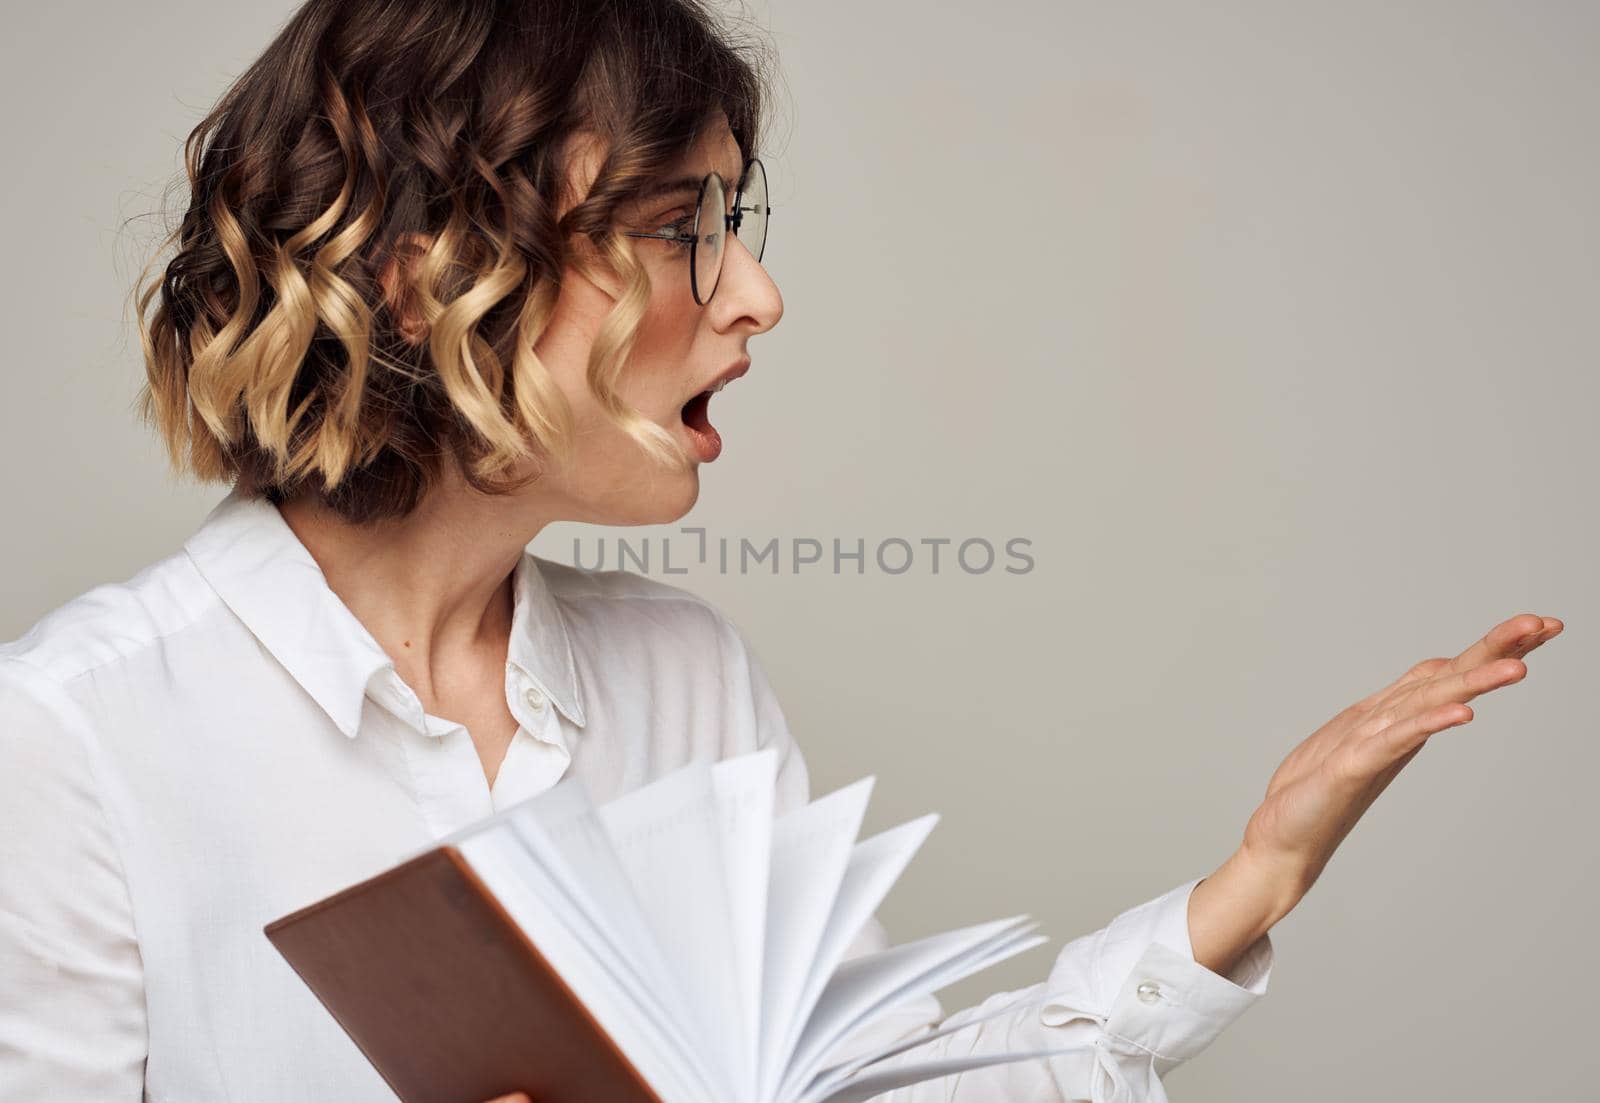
[634,164,746,203]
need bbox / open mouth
[681,388,715,434]
[680,383,724,460]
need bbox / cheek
[637,261,699,346]
[537,257,701,436]
[620,287,701,413]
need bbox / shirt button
[1135,981,1161,1005]
[522,685,547,712]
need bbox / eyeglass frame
[621,157,770,306]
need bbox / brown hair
[133,0,776,524]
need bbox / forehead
[560,115,747,218]
[634,120,747,204]
[681,119,745,180]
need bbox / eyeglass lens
[693,159,769,305]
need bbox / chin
[607,466,702,527]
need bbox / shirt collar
[182,486,587,738]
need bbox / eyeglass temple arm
[622,202,769,241]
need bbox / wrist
[1227,841,1314,923]
[1186,848,1301,977]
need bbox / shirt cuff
[1039,876,1273,1063]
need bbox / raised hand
[1187,613,1564,976]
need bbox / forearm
[1187,848,1300,978]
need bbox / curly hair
[132,0,776,525]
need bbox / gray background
[3,1,1595,1099]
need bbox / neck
[275,466,553,686]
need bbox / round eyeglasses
[623,157,769,306]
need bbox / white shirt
[0,487,1273,1102]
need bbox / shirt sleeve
[0,660,147,1097]
[731,618,1274,1102]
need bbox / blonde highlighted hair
[133,0,773,524]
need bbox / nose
[711,231,783,334]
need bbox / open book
[265,748,1084,1103]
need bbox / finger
[1447,614,1558,674]
[1446,649,1529,701]
[1355,655,1524,763]
[1411,654,1528,716]
[1365,614,1559,719]
[1285,654,1454,789]
[1349,655,1452,718]
[1347,701,1473,779]
[1450,615,1542,670]
[1494,616,1564,662]
[1384,618,1557,720]
[1516,616,1565,657]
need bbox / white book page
[800,922,1049,1094]
[503,785,726,1098]
[779,916,1039,1099]
[770,813,939,1081]
[709,749,779,1099]
[399,774,590,861]
[507,783,667,990]
[597,761,743,1102]
[801,992,1052,1101]
[755,776,874,1102]
[796,922,1049,1101]
[455,830,706,1103]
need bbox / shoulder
[530,555,804,788]
[0,548,219,693]
[0,548,221,811]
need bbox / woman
[0,0,1561,1100]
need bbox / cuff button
[1135,981,1161,1005]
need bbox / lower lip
[681,395,723,462]
[686,420,722,463]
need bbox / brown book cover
[264,845,666,1103]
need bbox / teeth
[712,379,728,393]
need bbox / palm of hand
[1240,613,1563,901]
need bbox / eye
[654,210,697,249]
